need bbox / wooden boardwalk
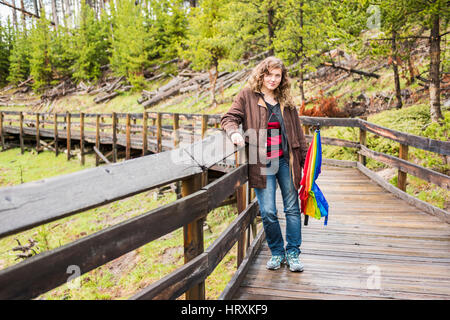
[232,165,450,300]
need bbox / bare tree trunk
[209,60,218,107]
[51,0,59,30]
[429,14,443,123]
[39,0,44,14]
[189,0,197,7]
[11,0,18,31]
[267,5,275,56]
[298,1,305,103]
[99,0,105,13]
[391,29,402,109]
[404,26,425,85]
[61,0,67,27]
[19,0,26,30]
[33,0,39,17]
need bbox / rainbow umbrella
[299,129,329,225]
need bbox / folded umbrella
[299,128,329,225]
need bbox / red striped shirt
[267,118,283,159]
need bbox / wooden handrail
[0,131,248,299]
[298,116,449,197]
[359,145,449,189]
[298,116,450,156]
[358,119,450,156]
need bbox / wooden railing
[0,129,263,300]
[300,116,449,223]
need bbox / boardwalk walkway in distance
[232,165,450,300]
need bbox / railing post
[359,116,367,166]
[201,114,208,139]
[0,111,4,150]
[182,173,205,300]
[173,113,180,148]
[53,112,58,157]
[142,111,148,156]
[96,114,100,166]
[112,112,117,163]
[151,117,156,137]
[398,143,409,191]
[80,112,85,165]
[66,112,71,161]
[36,113,40,153]
[236,146,248,268]
[19,112,24,154]
[156,112,162,153]
[172,113,182,199]
[303,124,310,136]
[126,113,131,160]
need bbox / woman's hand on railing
[230,132,245,147]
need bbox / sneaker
[286,251,304,272]
[266,255,285,270]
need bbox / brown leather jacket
[221,87,308,190]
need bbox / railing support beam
[182,173,205,300]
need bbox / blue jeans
[254,157,302,256]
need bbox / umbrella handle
[312,123,321,132]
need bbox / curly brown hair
[246,56,295,109]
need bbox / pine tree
[223,0,285,61]
[7,25,31,85]
[145,0,188,63]
[399,0,448,123]
[71,0,110,83]
[110,0,149,91]
[0,20,13,86]
[49,26,75,82]
[182,0,230,106]
[274,0,334,102]
[29,8,53,91]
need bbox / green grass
[0,148,97,186]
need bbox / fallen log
[39,140,56,152]
[94,91,119,104]
[322,62,380,79]
[105,76,125,93]
[18,77,33,88]
[145,72,166,82]
[142,73,209,108]
[93,146,111,164]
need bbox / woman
[221,56,308,272]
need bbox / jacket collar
[255,90,285,115]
